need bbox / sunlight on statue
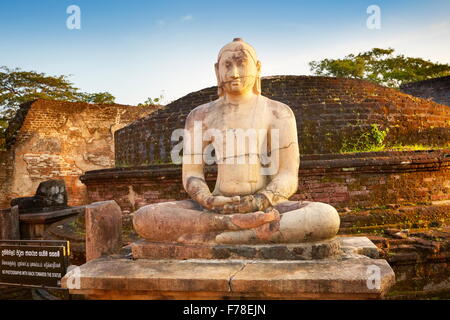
[133,38,340,244]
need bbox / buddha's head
[215,38,261,97]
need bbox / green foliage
[138,94,165,106]
[309,48,450,88]
[340,124,389,153]
[389,143,450,151]
[80,92,116,104]
[0,66,116,138]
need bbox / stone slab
[62,254,395,299]
[230,259,394,298]
[85,201,122,262]
[19,206,85,239]
[132,237,341,260]
[339,236,379,258]
[19,206,84,224]
[0,206,20,240]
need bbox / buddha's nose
[230,65,239,78]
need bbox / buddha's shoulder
[186,99,220,121]
[262,95,295,120]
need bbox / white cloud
[181,14,193,22]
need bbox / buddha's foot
[176,232,219,244]
[226,207,280,230]
[215,219,282,244]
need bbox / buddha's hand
[203,195,241,212]
[219,193,271,214]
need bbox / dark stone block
[261,246,293,260]
[10,179,69,214]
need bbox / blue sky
[1,0,449,105]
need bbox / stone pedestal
[62,236,395,300]
[132,238,342,260]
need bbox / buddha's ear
[253,60,262,95]
[215,62,223,96]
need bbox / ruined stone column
[0,205,20,240]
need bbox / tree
[137,94,165,106]
[309,48,450,88]
[80,92,116,104]
[0,66,116,142]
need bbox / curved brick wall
[400,76,450,107]
[115,76,450,167]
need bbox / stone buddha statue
[133,38,340,244]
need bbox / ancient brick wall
[0,99,156,209]
[400,76,450,107]
[80,150,450,213]
[0,150,14,209]
[115,76,450,167]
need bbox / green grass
[340,124,449,154]
[388,143,450,151]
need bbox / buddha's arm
[258,107,300,205]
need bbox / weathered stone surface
[85,201,122,261]
[230,258,394,299]
[11,179,69,214]
[62,257,244,294]
[19,206,84,239]
[0,206,20,240]
[62,254,395,299]
[339,236,379,258]
[132,237,341,260]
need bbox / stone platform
[132,237,341,260]
[62,237,395,299]
[19,206,85,239]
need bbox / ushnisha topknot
[215,38,261,96]
[217,38,258,64]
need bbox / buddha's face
[216,50,261,96]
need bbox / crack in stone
[272,141,297,151]
[228,262,247,292]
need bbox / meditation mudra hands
[201,194,271,214]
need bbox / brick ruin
[400,75,450,107]
[0,99,156,209]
